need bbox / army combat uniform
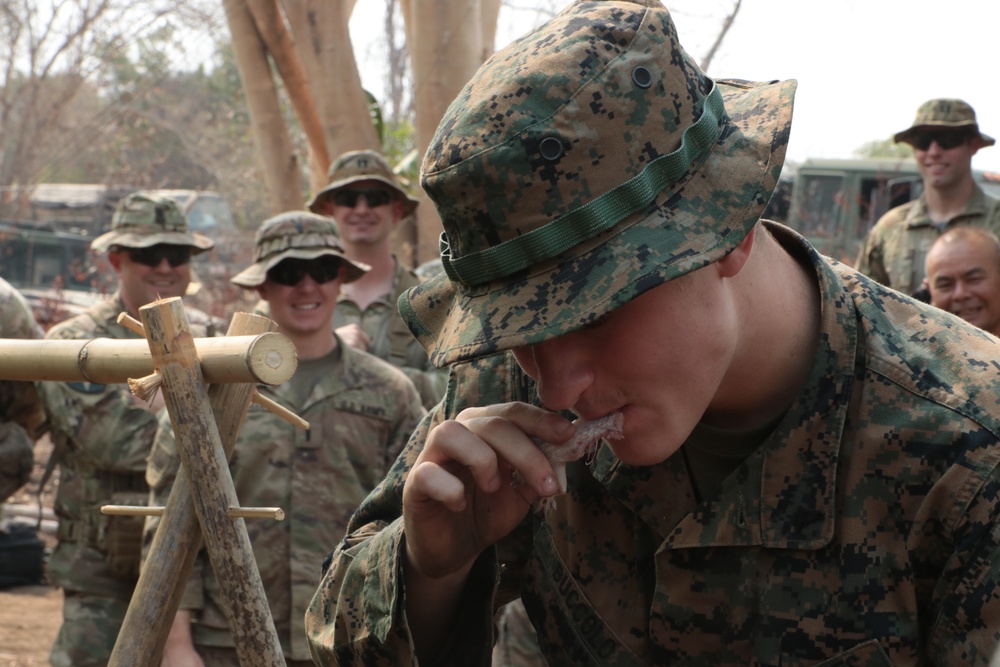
[305,223,1000,666]
[38,293,214,666]
[333,259,445,409]
[147,258,425,665]
[0,277,44,502]
[854,183,1000,295]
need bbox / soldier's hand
[402,402,571,580]
[335,323,370,351]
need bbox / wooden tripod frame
[0,297,304,666]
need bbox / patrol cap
[307,149,420,217]
[894,98,995,146]
[399,0,796,367]
[230,211,369,288]
[91,192,215,253]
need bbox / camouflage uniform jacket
[333,257,446,408]
[305,223,1000,667]
[147,339,425,661]
[0,277,45,501]
[854,183,1000,295]
[37,292,215,598]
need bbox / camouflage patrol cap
[399,0,796,367]
[307,149,420,217]
[894,98,995,146]
[91,192,215,253]
[230,211,369,288]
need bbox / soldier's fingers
[405,459,470,513]
[458,406,570,498]
[422,419,504,495]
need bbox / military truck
[776,158,1000,265]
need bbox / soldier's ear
[107,249,123,272]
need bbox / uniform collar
[904,183,991,229]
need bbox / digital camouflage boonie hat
[307,149,420,217]
[893,98,995,146]
[399,0,796,367]
[230,211,369,288]
[91,192,215,253]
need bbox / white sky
[351,0,1000,173]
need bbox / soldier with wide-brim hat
[306,150,420,217]
[893,98,995,147]
[91,192,214,253]
[857,98,1000,295]
[231,211,369,288]
[307,1,1000,665]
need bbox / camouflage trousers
[198,645,314,667]
[49,590,130,667]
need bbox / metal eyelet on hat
[539,137,564,161]
[632,66,652,89]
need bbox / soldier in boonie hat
[893,98,995,147]
[91,192,214,253]
[306,149,420,218]
[231,211,369,288]
[856,98,1000,295]
[307,1,1000,665]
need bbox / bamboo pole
[0,334,296,384]
[101,505,285,521]
[108,304,287,666]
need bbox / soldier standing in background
[308,149,446,409]
[855,98,1000,295]
[924,225,1000,337]
[148,211,425,666]
[0,277,45,503]
[37,193,216,667]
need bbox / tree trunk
[406,0,500,263]
[222,0,304,214]
[284,0,379,184]
[246,0,330,189]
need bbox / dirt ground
[0,435,62,666]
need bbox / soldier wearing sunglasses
[147,211,425,666]
[307,149,446,409]
[856,98,1000,295]
[36,192,218,667]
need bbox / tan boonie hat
[399,0,796,367]
[230,211,369,288]
[91,192,214,253]
[894,98,995,146]
[307,149,420,217]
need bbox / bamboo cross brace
[108,302,295,667]
[101,505,286,521]
[0,334,296,385]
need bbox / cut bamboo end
[128,372,163,403]
[227,506,285,521]
[117,312,145,336]
[101,505,165,517]
[251,390,309,430]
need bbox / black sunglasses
[127,244,192,268]
[910,130,971,151]
[267,258,342,286]
[331,188,393,208]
